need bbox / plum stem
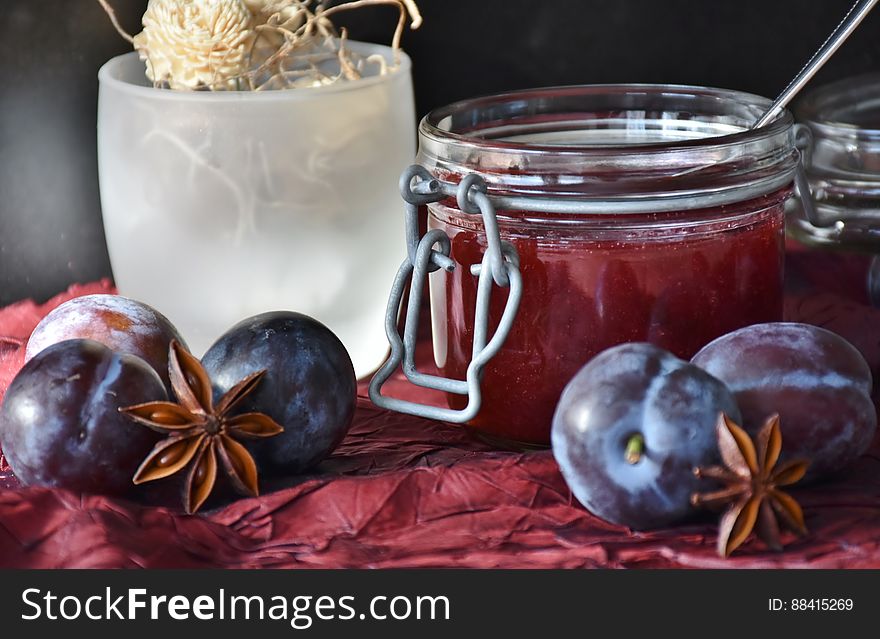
[625,434,645,465]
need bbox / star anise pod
[691,413,809,558]
[120,341,283,514]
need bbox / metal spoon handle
[754,0,879,129]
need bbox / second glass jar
[419,85,798,446]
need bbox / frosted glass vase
[98,44,415,378]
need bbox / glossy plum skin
[0,339,166,496]
[692,322,877,481]
[26,294,186,390]
[551,343,740,530]
[202,312,357,475]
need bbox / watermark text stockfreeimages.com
[21,587,450,630]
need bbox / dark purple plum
[201,311,356,475]
[0,339,166,496]
[25,294,186,391]
[692,322,876,480]
[551,342,740,530]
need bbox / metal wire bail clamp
[368,165,523,423]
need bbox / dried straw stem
[320,0,421,52]
[97,0,134,43]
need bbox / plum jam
[429,192,787,445]
[393,85,799,446]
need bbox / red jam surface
[429,191,788,446]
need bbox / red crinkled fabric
[0,250,879,569]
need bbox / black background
[2,0,880,306]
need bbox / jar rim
[416,84,798,212]
[797,73,880,140]
[421,83,793,155]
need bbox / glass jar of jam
[372,84,798,447]
[788,74,880,307]
[790,73,880,250]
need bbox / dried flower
[99,0,423,91]
[244,0,307,27]
[134,0,257,90]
